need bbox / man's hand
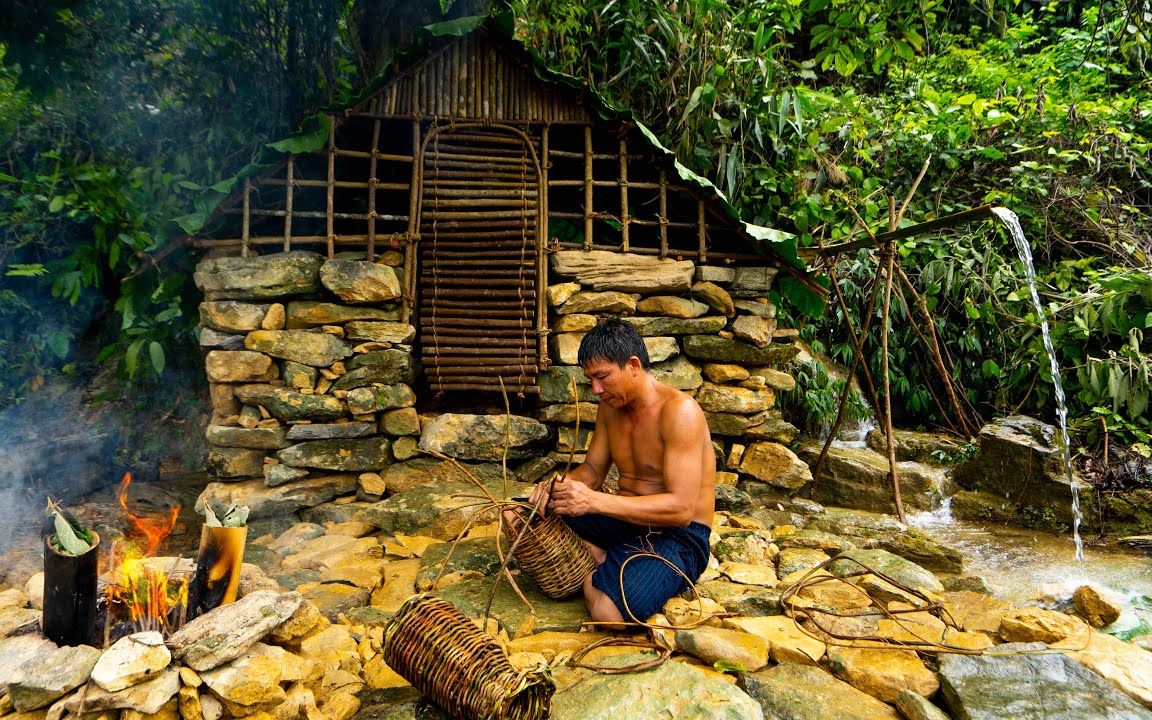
[548,478,599,516]
[528,479,552,515]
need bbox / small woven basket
[504,509,596,599]
[381,594,554,720]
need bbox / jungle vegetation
[0,0,1149,477]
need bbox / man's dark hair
[577,318,651,370]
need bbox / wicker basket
[381,594,553,720]
[504,509,596,599]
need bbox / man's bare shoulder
[656,383,706,428]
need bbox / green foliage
[780,359,873,435]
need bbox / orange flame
[117,472,179,556]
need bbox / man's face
[582,357,639,408]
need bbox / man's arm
[529,404,612,510]
[549,396,706,527]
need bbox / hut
[191,21,822,519]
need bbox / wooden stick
[619,138,630,251]
[326,121,336,258]
[367,118,381,260]
[283,156,294,252]
[881,197,907,525]
[658,169,668,258]
[241,177,251,258]
[583,125,593,250]
[697,199,708,262]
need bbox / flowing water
[992,206,1085,562]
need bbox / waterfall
[992,207,1085,562]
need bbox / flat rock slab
[551,250,694,293]
[938,650,1152,720]
[91,631,171,693]
[8,643,101,711]
[0,635,57,689]
[417,413,549,462]
[740,663,900,720]
[197,475,358,520]
[320,259,401,304]
[61,667,181,715]
[434,577,588,638]
[167,590,302,671]
[551,654,763,720]
[195,251,323,300]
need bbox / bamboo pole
[658,170,668,258]
[537,125,550,369]
[326,121,336,258]
[367,118,381,260]
[259,177,408,191]
[403,120,421,325]
[697,200,708,262]
[241,177,251,258]
[619,139,630,251]
[583,126,593,250]
[433,383,539,393]
[283,156,294,252]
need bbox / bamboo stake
[697,200,707,262]
[658,169,668,258]
[538,126,550,369]
[241,177,251,258]
[283,156,294,252]
[619,139,630,251]
[403,120,421,325]
[326,122,336,258]
[366,118,381,260]
[583,126,593,250]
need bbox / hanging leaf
[148,341,165,374]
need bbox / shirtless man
[532,318,715,624]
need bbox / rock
[346,347,414,374]
[261,303,285,329]
[205,447,266,479]
[200,302,269,333]
[894,691,951,720]
[285,422,376,441]
[695,382,774,414]
[297,625,358,673]
[435,577,588,637]
[730,267,779,298]
[539,366,595,403]
[717,561,776,586]
[204,350,278,383]
[7,644,101,711]
[23,575,43,610]
[696,266,736,284]
[865,428,965,464]
[552,334,677,365]
[731,314,776,348]
[197,474,357,520]
[234,384,347,422]
[744,411,800,443]
[265,463,312,486]
[198,645,285,710]
[266,601,329,645]
[303,584,372,621]
[651,356,703,390]
[826,646,939,703]
[550,652,763,720]
[998,607,1088,644]
[277,438,391,472]
[0,635,57,689]
[1072,585,1123,628]
[952,415,1091,529]
[938,650,1152,720]
[0,588,26,610]
[281,535,381,573]
[828,549,943,596]
[1055,628,1152,709]
[749,367,796,391]
[536,402,599,424]
[343,322,415,344]
[702,363,750,383]
[418,413,549,461]
[548,282,581,307]
[776,548,830,577]
[558,291,637,315]
[798,444,953,513]
[740,663,900,720]
[733,299,777,318]
[168,591,302,672]
[60,668,182,715]
[739,442,812,491]
[712,532,776,566]
[674,626,769,671]
[331,365,413,393]
[358,477,513,539]
[623,316,727,336]
[206,425,290,450]
[200,327,246,349]
[714,484,752,512]
[636,296,709,318]
[268,523,327,555]
[245,330,351,367]
[346,385,416,414]
[723,616,826,665]
[704,411,756,437]
[690,281,735,317]
[551,250,693,293]
[683,335,799,365]
[380,408,421,436]
[553,313,597,332]
[286,301,400,328]
[194,252,323,300]
[91,632,171,693]
[319,259,401,304]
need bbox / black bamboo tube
[189,525,247,619]
[42,532,99,647]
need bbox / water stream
[992,206,1085,562]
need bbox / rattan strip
[381,594,554,720]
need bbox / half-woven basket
[504,508,596,599]
[381,593,554,720]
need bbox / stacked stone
[195,251,418,514]
[539,250,811,500]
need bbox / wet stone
[285,422,377,441]
[277,438,392,472]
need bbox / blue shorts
[561,514,711,622]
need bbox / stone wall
[193,249,810,519]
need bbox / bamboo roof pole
[619,139,630,252]
[241,177,251,258]
[658,170,668,258]
[283,156,294,252]
[326,122,336,258]
[367,118,381,261]
[583,126,593,250]
[402,119,421,325]
[538,125,551,369]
